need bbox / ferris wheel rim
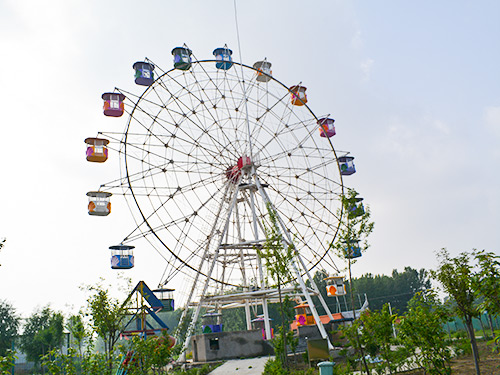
[120,58,346,286]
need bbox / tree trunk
[478,315,489,339]
[348,259,370,375]
[465,317,481,375]
[278,278,288,369]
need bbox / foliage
[257,203,295,369]
[354,268,431,313]
[0,349,16,375]
[472,250,500,316]
[118,331,172,375]
[20,305,64,365]
[0,300,20,356]
[359,305,405,375]
[80,343,108,375]
[41,347,78,375]
[257,203,294,288]
[398,290,452,375]
[67,313,87,358]
[85,281,128,372]
[430,249,481,375]
[330,188,374,262]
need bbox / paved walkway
[207,356,273,375]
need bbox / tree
[331,188,374,375]
[20,306,64,369]
[257,203,294,370]
[398,290,452,375]
[0,300,20,356]
[85,282,128,374]
[119,331,172,375]
[354,267,431,313]
[359,305,404,375]
[67,314,87,358]
[473,250,500,315]
[431,249,481,375]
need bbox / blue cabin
[133,61,155,86]
[213,46,233,70]
[338,156,356,175]
[172,46,192,70]
[202,313,223,334]
[344,241,361,259]
[110,244,135,269]
[348,197,365,219]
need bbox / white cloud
[360,58,374,79]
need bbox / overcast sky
[1,0,499,318]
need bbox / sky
[0,0,499,319]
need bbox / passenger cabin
[324,275,346,297]
[338,156,356,175]
[289,85,307,106]
[253,60,272,82]
[85,137,109,163]
[87,191,112,216]
[101,92,125,117]
[251,317,274,340]
[202,313,223,334]
[348,197,365,219]
[153,288,175,311]
[344,240,362,259]
[318,117,335,138]
[133,61,155,86]
[294,303,315,327]
[109,244,135,269]
[172,46,192,71]
[213,46,233,70]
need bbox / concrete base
[192,329,274,362]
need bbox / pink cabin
[318,118,335,138]
[85,137,109,163]
[289,85,307,106]
[102,92,125,117]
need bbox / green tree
[67,314,87,358]
[0,349,16,375]
[353,267,431,313]
[0,300,20,356]
[20,306,64,369]
[431,249,480,375]
[257,203,294,370]
[331,188,374,375]
[398,290,452,375]
[360,305,404,375]
[85,283,128,374]
[473,250,500,315]
[119,331,172,375]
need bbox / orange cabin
[294,303,315,326]
[289,85,307,106]
[85,137,109,163]
[102,92,125,117]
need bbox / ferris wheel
[86,45,352,352]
